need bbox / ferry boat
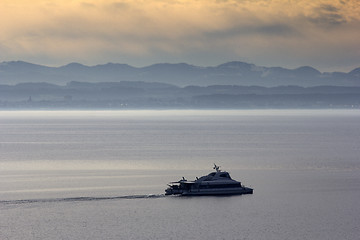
[165,164,253,196]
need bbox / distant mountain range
[1,61,360,109]
[1,61,360,87]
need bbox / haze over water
[1,110,360,239]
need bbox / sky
[1,0,360,72]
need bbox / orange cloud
[0,0,359,70]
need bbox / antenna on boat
[213,163,220,172]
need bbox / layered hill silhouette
[1,61,360,109]
[1,81,360,109]
[1,61,360,87]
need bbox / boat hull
[166,187,253,196]
[181,187,253,196]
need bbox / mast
[213,163,220,172]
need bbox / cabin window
[220,173,229,178]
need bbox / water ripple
[0,194,165,205]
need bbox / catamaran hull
[166,187,253,196]
[183,187,253,196]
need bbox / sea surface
[1,110,360,240]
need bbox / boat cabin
[195,170,233,182]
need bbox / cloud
[81,2,96,9]
[308,3,347,26]
[109,1,130,10]
[0,0,359,70]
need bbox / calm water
[1,110,360,239]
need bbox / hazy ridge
[1,61,360,87]
[1,81,360,109]
[1,61,360,109]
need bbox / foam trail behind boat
[0,194,165,205]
